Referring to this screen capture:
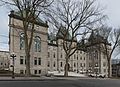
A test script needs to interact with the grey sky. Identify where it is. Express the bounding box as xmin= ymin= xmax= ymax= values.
xmin=0 ymin=0 xmax=120 ymax=51
xmin=99 ymin=0 xmax=120 ymax=28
